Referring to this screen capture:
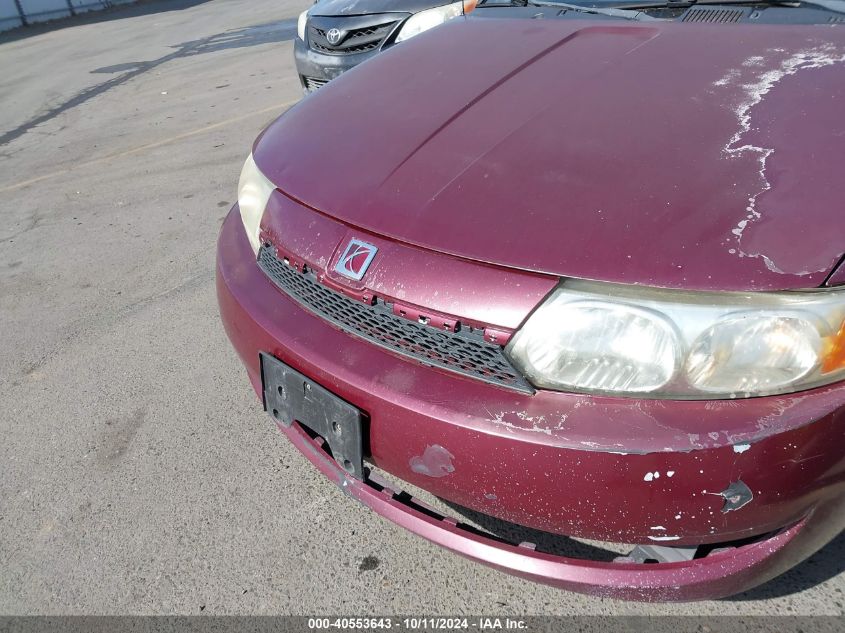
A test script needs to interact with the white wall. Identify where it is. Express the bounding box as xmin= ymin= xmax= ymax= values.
xmin=0 ymin=0 xmax=138 ymax=32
